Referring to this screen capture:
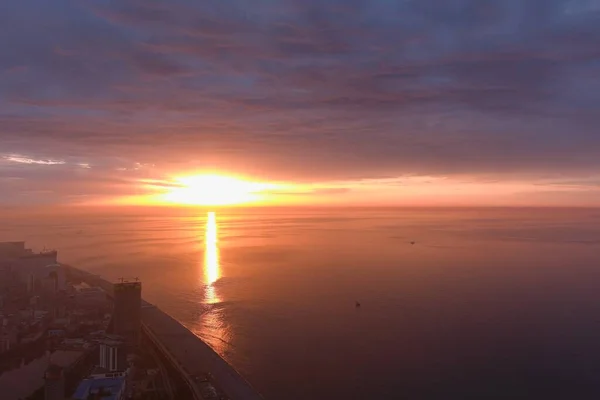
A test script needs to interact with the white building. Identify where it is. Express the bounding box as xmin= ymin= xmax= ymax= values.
xmin=99 ymin=336 xmax=127 ymax=372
